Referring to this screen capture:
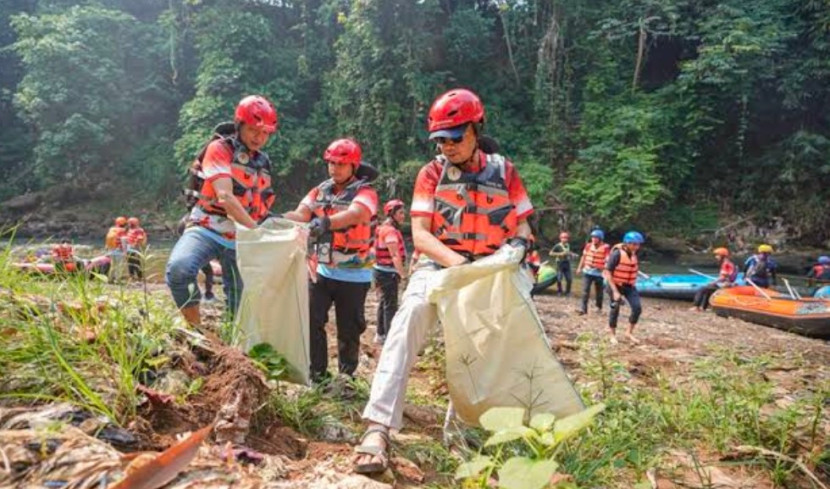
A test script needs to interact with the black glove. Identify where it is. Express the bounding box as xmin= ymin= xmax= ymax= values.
xmin=308 ymin=216 xmax=331 ymax=239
